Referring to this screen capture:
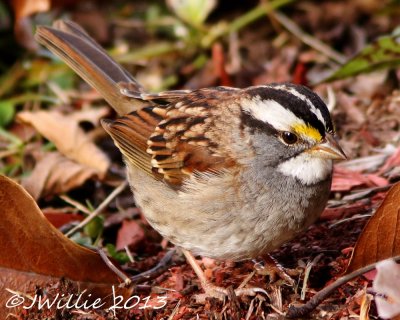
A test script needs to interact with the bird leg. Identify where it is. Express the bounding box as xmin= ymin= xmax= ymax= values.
xmin=182 ymin=249 xmax=268 ymax=300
